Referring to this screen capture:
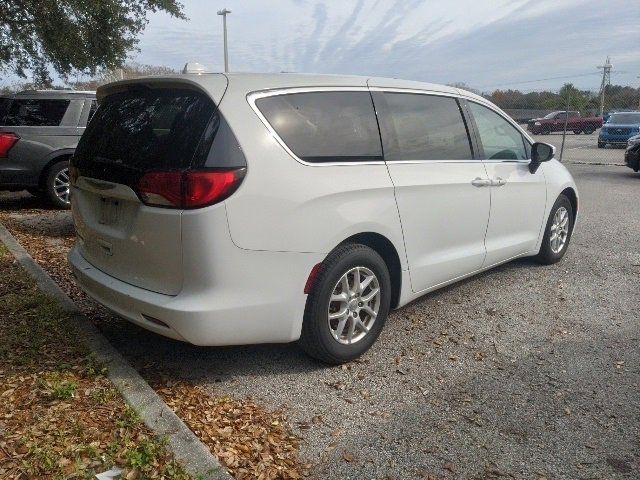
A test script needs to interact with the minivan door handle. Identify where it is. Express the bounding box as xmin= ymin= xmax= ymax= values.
xmin=492 ymin=177 xmax=507 ymax=187
xmin=471 ymin=177 xmax=492 ymax=187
